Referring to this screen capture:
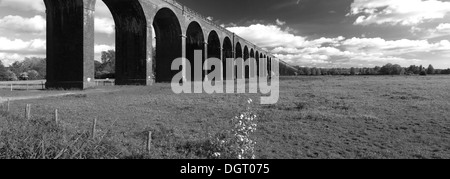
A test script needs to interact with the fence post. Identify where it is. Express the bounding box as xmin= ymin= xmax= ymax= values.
xmin=10 ymin=84 xmax=13 ymax=91
xmin=91 ymin=118 xmax=97 ymax=139
xmin=25 ymin=104 xmax=31 ymax=120
xmin=24 ymin=104 xmax=27 ymax=119
xmin=54 ymin=109 xmax=59 ymax=125
xmin=27 ymin=104 xmax=31 ymax=120
xmin=42 ymin=81 xmax=45 ymax=90
xmin=6 ymin=99 xmax=10 ymax=112
xmin=147 ymin=131 xmax=152 ymax=153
